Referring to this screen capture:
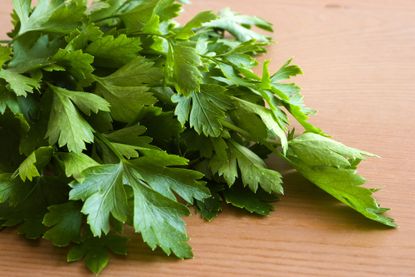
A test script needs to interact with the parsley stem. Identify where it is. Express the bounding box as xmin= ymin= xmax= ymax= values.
xmin=93 ymin=15 xmax=120 ymax=23
xmin=130 ymin=32 xmax=167 ymax=39
xmin=221 ymin=120 xmax=251 ymax=138
xmin=0 ymin=40 xmax=11 ymax=44
xmin=221 ymin=120 xmax=281 ymax=148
